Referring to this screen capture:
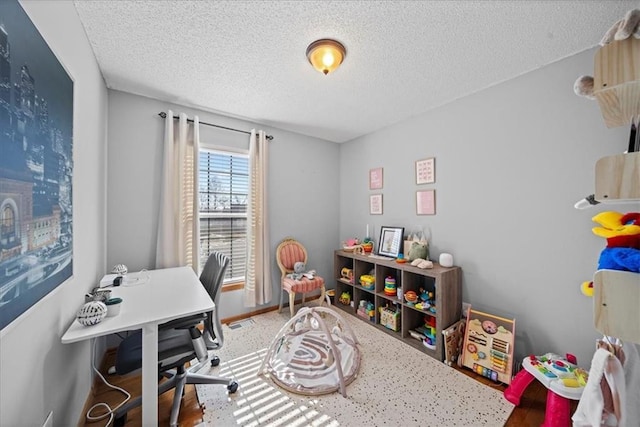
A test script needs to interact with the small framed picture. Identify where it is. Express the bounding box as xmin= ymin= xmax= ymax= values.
xmin=370 ymin=194 xmax=383 ymax=215
xmin=378 ymin=226 xmax=405 ymax=258
xmin=369 ymin=167 xmax=383 ymax=190
xmin=416 ymin=189 xmax=436 ymax=215
xmin=416 ymin=157 xmax=435 ymax=185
